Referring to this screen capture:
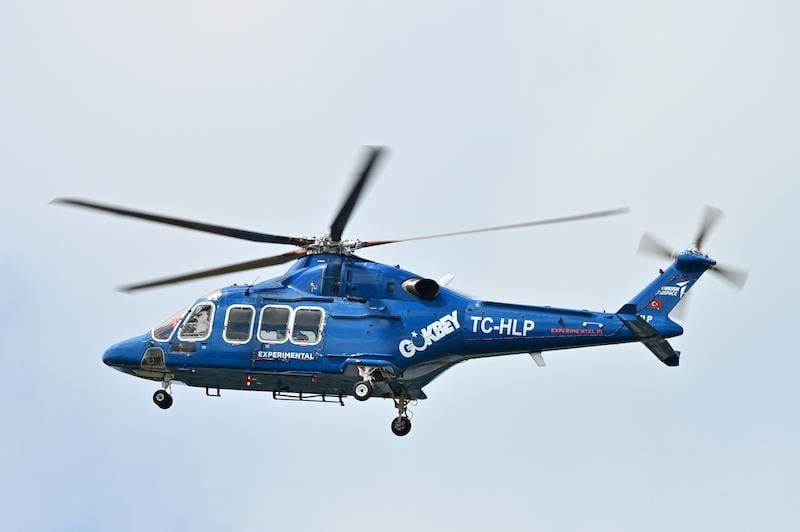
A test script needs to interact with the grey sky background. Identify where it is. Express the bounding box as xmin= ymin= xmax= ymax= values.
xmin=2 ymin=1 xmax=798 ymax=531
